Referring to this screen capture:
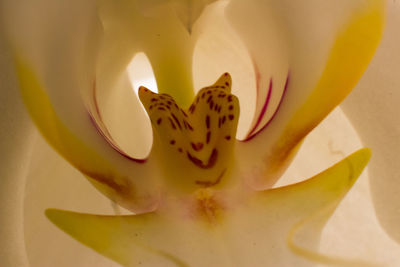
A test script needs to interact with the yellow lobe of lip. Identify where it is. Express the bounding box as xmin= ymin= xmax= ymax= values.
xmin=139 ymin=73 xmax=240 ymax=193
